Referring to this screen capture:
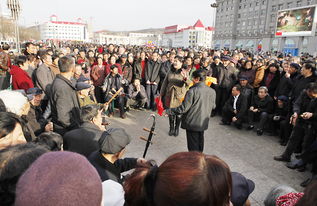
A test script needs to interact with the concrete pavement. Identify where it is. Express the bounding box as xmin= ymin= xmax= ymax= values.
xmin=109 ymin=109 xmax=310 ymax=206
